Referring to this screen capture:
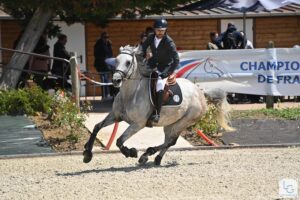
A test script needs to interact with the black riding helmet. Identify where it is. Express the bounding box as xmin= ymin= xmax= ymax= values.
xmin=153 ymin=18 xmax=167 ymax=29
